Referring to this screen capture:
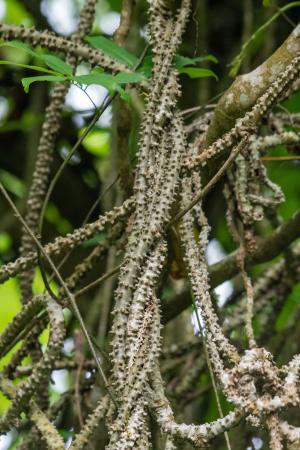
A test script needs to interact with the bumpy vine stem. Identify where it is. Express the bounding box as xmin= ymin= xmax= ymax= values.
xmin=17 ymin=0 xmax=98 ymax=302
xmin=1 ymin=2 xmax=300 ymax=448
